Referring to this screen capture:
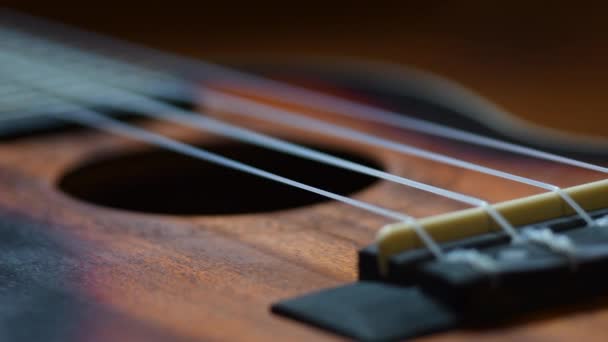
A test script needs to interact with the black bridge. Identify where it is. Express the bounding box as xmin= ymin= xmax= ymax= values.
xmin=273 ymin=208 xmax=608 ymax=341
xmin=359 ymin=208 xmax=608 ymax=320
